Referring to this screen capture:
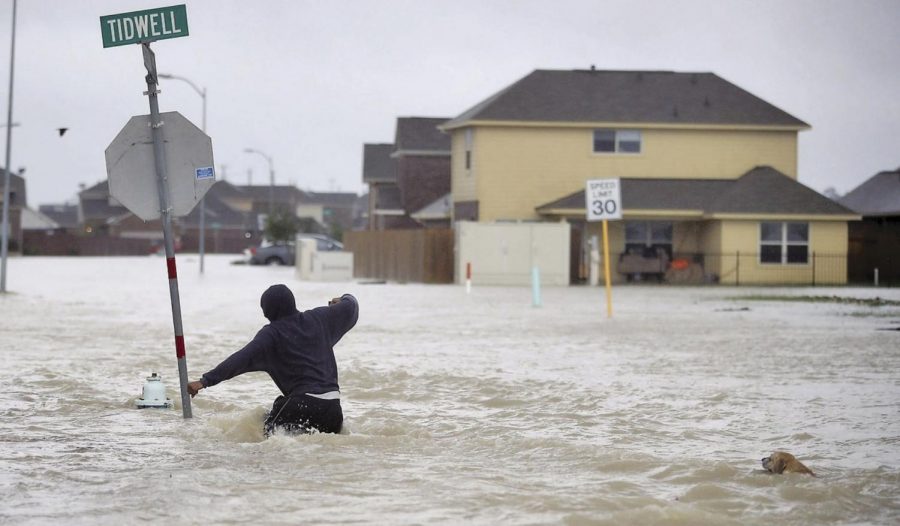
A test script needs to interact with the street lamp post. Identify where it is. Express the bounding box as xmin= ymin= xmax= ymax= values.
xmin=244 ymin=148 xmax=274 ymax=215
xmin=1 ymin=0 xmax=19 ymax=294
xmin=158 ymin=72 xmax=208 ymax=273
